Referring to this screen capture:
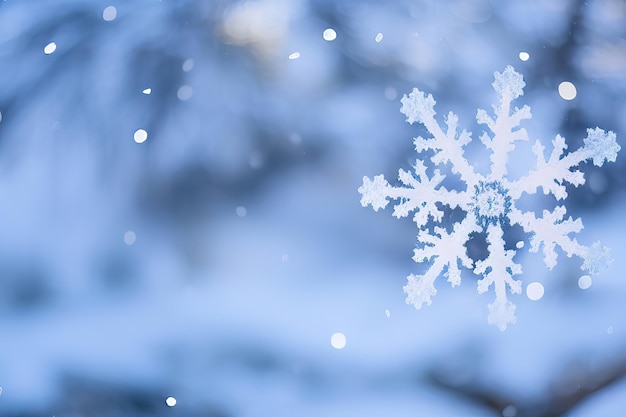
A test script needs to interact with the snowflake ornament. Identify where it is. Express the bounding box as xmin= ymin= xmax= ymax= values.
xmin=359 ymin=66 xmax=620 ymax=330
